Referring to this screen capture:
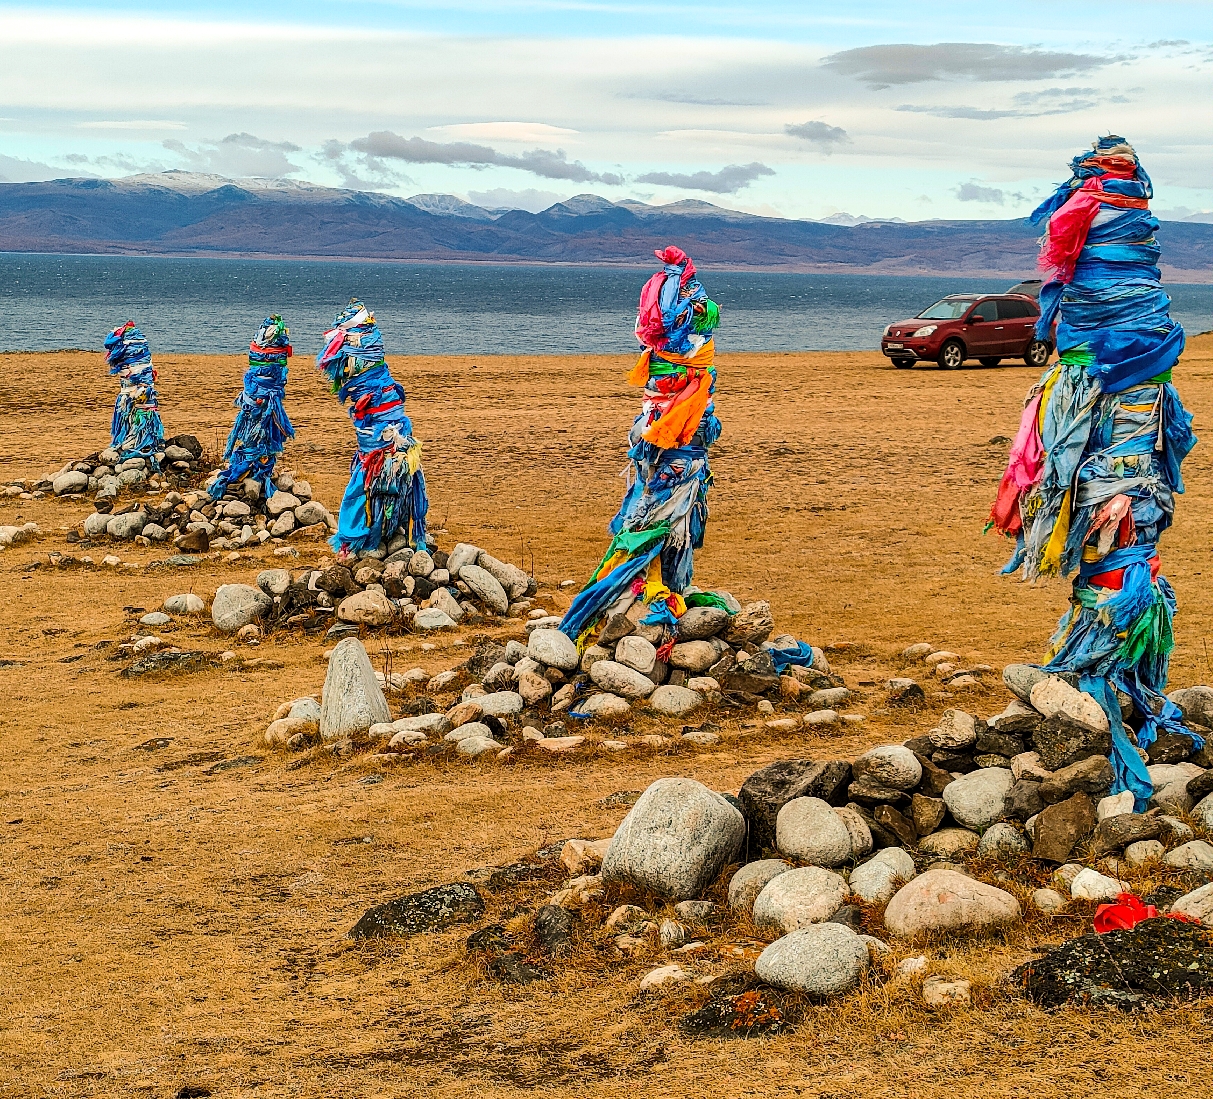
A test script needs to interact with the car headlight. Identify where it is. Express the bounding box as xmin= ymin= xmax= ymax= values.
xmin=912 ymin=325 xmax=937 ymax=337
